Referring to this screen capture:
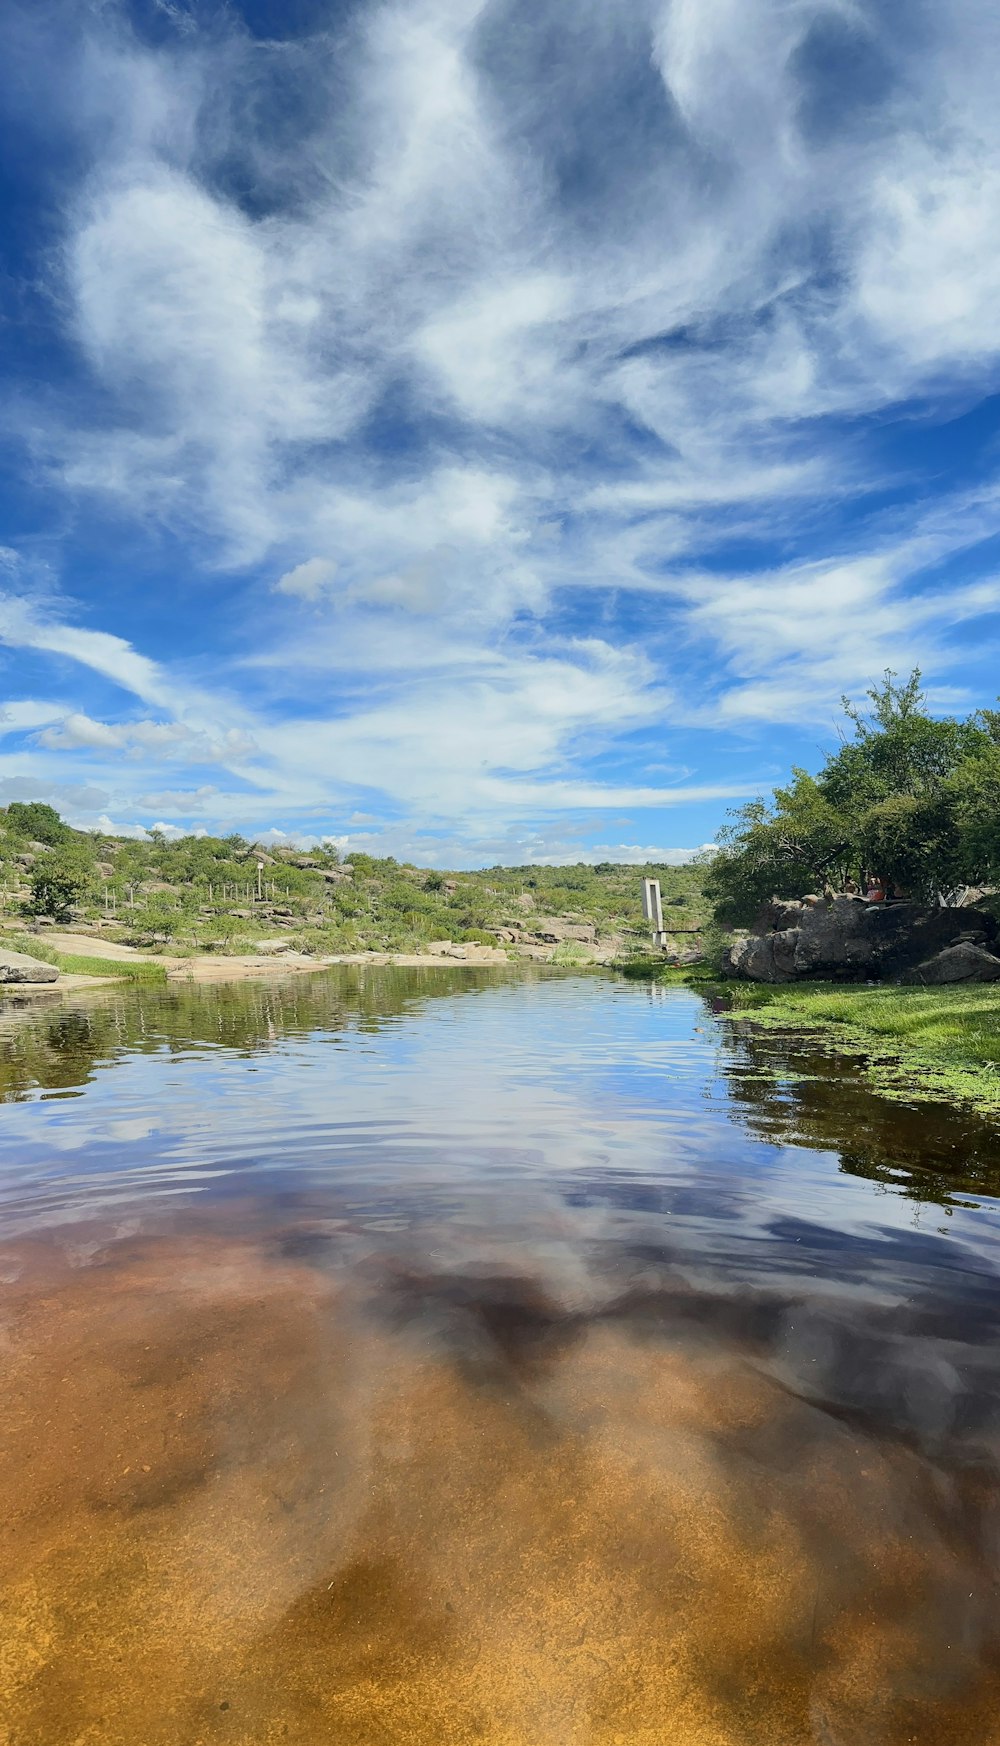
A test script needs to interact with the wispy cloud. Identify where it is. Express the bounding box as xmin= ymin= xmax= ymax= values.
xmin=1 ymin=0 xmax=999 ymax=855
